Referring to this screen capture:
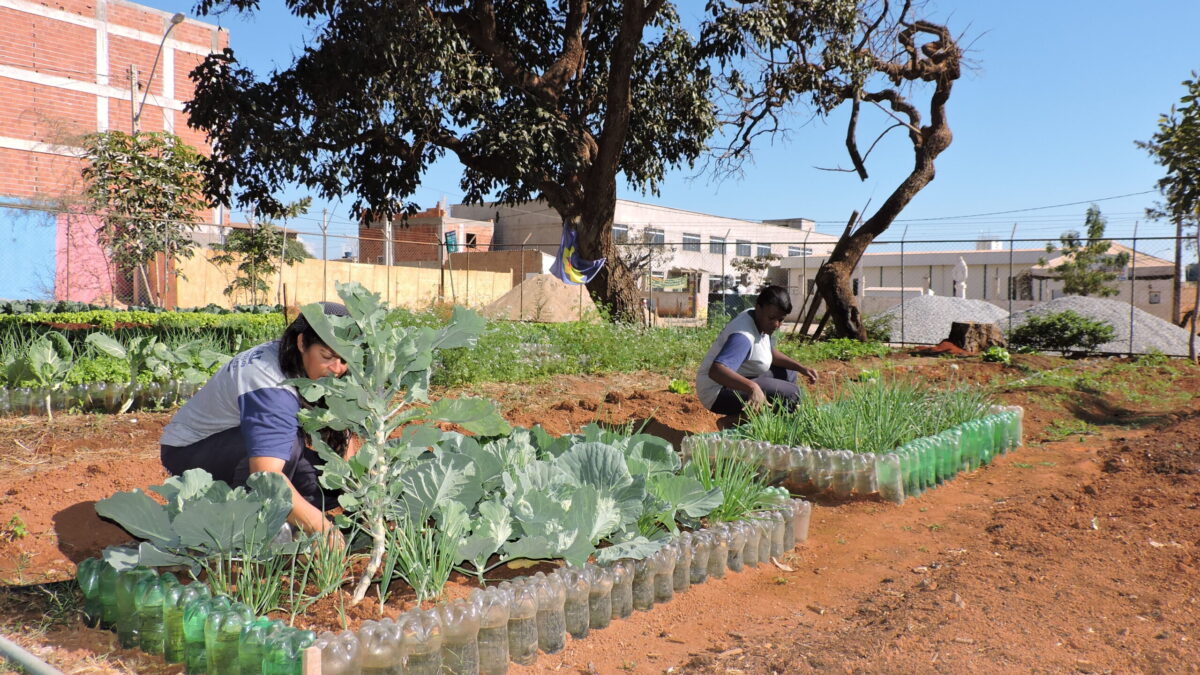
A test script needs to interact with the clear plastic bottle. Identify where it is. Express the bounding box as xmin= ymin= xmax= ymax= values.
xmin=831 ymin=450 xmax=855 ymax=497
xmin=0 ymin=387 xmax=9 ymax=415
xmin=184 ymin=595 xmax=231 ymax=674
xmin=239 ymin=617 xmax=287 ymax=675
xmin=689 ymin=531 xmax=711 ymax=585
xmin=707 ymin=528 xmax=729 ymax=579
xmin=134 ymin=573 xmax=169 ymax=655
xmin=792 ymin=499 xmax=812 ymax=543
xmin=779 ymin=502 xmax=796 ymax=551
xmin=755 ymin=518 xmax=772 ymax=565
xmin=582 ymin=565 xmax=613 ymax=630
xmin=473 ymin=586 xmax=511 ymax=674
xmin=653 ymin=546 xmax=676 ymax=603
xmin=401 ymin=609 xmax=444 ymax=675
xmin=164 ymin=583 xmax=208 ymax=664
xmin=503 ymin=580 xmax=538 ymax=666
xmin=116 ymin=567 xmax=157 ymax=648
xmin=630 ymin=558 xmax=655 ymax=611
xmin=767 ymin=511 xmax=786 ymax=559
xmin=357 ymin=618 xmax=404 ymax=675
xmin=206 ymin=602 xmax=255 ymax=675
xmin=812 ymin=449 xmax=833 ymax=492
xmin=606 ymin=562 xmax=633 ymax=621
xmin=742 ymin=521 xmax=761 ymax=568
xmin=875 ymin=453 xmax=905 ymax=504
xmin=437 ymin=599 xmax=481 ymax=674
xmin=853 ymin=453 xmax=876 ymax=495
xmin=531 ymin=571 xmax=566 ymax=654
xmin=725 ymin=523 xmax=746 ymax=573
xmin=672 ymin=533 xmax=692 ymax=593
xmin=75 ymin=558 xmax=102 ymax=627
xmin=312 ymin=630 xmax=362 ymax=675
xmin=262 ymin=627 xmax=317 ymax=675
xmin=558 ymin=567 xmax=590 ymax=639
xmin=787 ymin=447 xmax=809 ymax=488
